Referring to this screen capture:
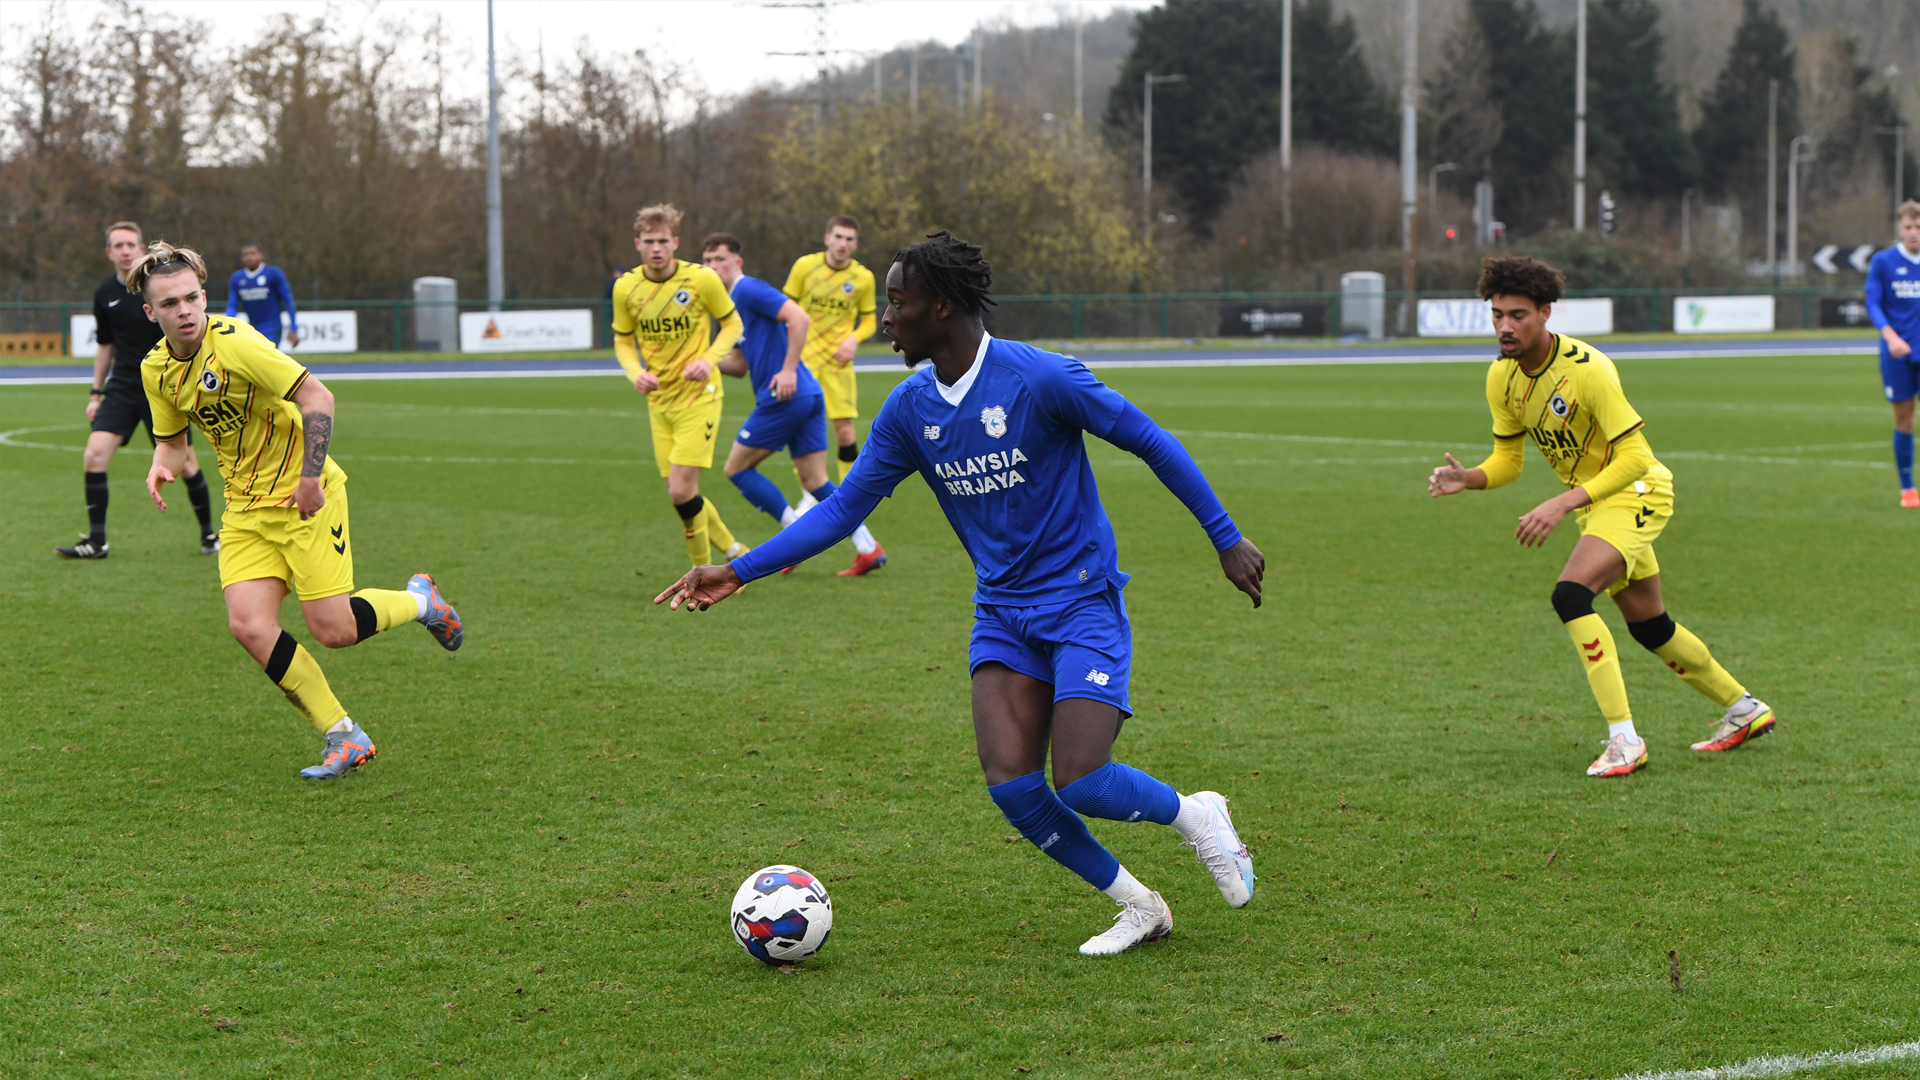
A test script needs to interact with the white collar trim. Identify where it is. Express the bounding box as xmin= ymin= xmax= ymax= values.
xmin=1899 ymin=245 xmax=1920 ymax=265
xmin=934 ymin=332 xmax=991 ymax=406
